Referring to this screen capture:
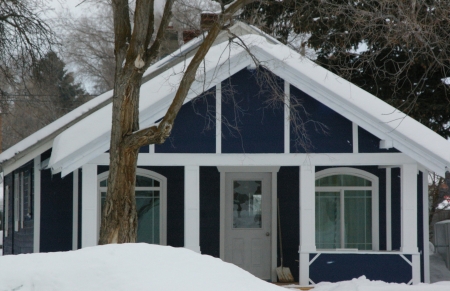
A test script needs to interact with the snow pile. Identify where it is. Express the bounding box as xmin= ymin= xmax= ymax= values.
xmin=312 ymin=276 xmax=450 ymax=291
xmin=0 ymin=244 xmax=284 ymax=291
